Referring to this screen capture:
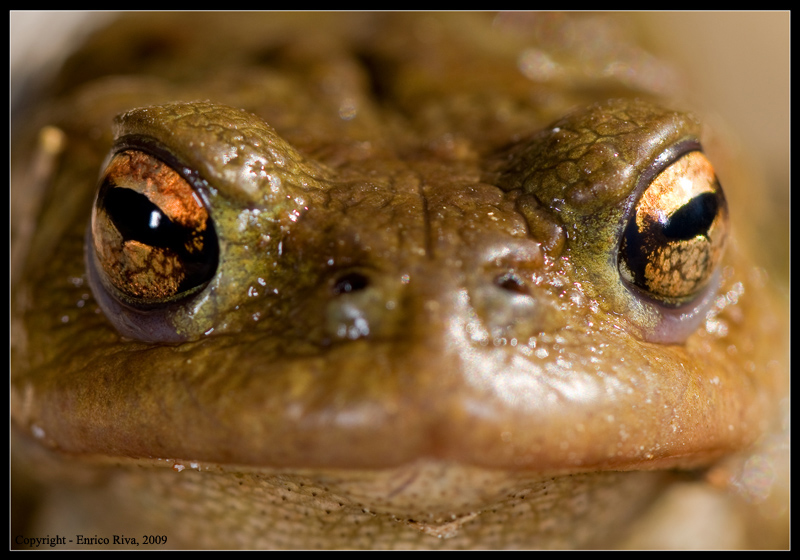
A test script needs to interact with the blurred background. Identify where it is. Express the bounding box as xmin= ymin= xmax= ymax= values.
xmin=10 ymin=11 xmax=789 ymax=281
xmin=637 ymin=12 xmax=789 ymax=286
xmin=8 ymin=10 xmax=790 ymax=550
